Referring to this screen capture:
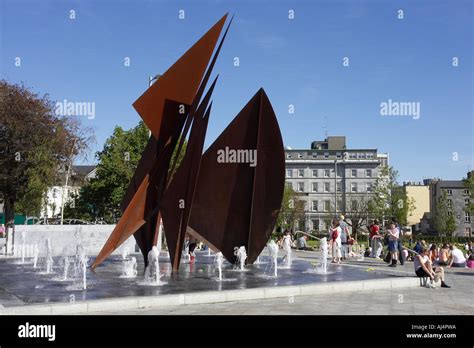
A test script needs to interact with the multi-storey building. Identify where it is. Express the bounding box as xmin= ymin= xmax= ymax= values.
xmin=285 ymin=136 xmax=389 ymax=232
xmin=420 ymin=173 xmax=472 ymax=237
